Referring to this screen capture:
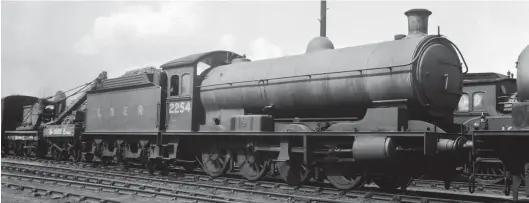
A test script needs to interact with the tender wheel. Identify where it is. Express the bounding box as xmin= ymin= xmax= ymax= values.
xmin=373 ymin=176 xmax=412 ymax=191
xmin=201 ymin=146 xmax=231 ymax=177
xmin=239 ymin=151 xmax=270 ymax=181
xmin=84 ymin=153 xmax=94 ymax=163
xmin=23 ymin=147 xmax=32 ymax=158
xmin=278 ymin=160 xmax=311 ymax=186
xmin=324 ymin=164 xmax=365 ymax=190
xmin=51 ymin=148 xmax=63 ymax=161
